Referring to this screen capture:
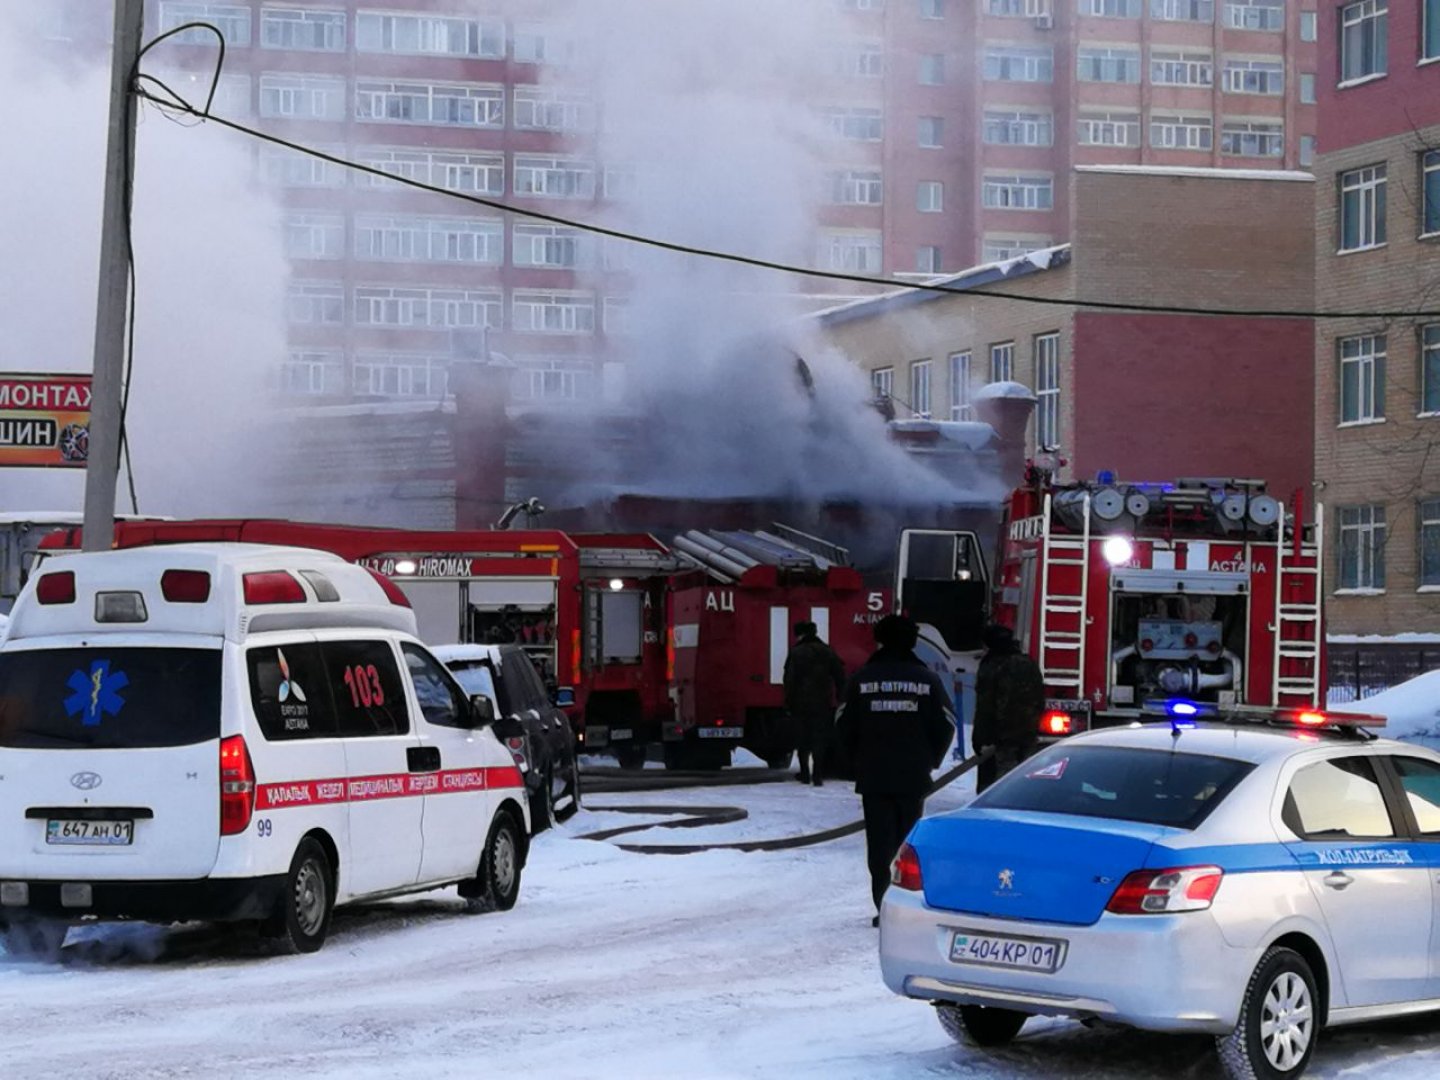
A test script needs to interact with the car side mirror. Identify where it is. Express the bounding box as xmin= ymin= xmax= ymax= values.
xmin=553 ymin=686 xmax=576 ymax=709
xmin=468 ymin=694 xmax=496 ymax=727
